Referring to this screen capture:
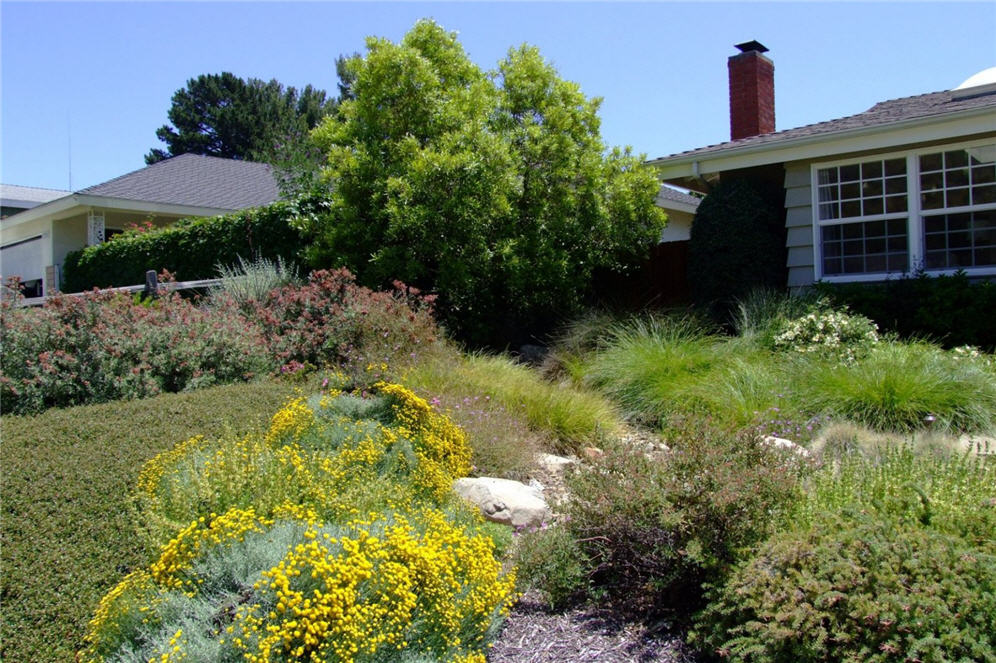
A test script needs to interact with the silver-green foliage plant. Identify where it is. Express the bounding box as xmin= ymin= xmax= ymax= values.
xmin=209 ymin=254 xmax=299 ymax=311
